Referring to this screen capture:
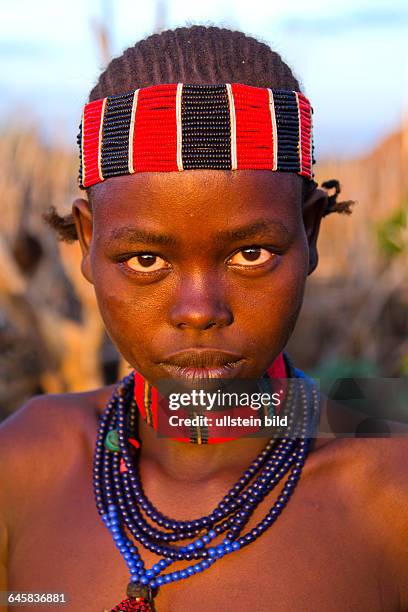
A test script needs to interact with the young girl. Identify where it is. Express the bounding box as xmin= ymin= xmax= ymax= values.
xmin=1 ymin=26 xmax=407 ymax=612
